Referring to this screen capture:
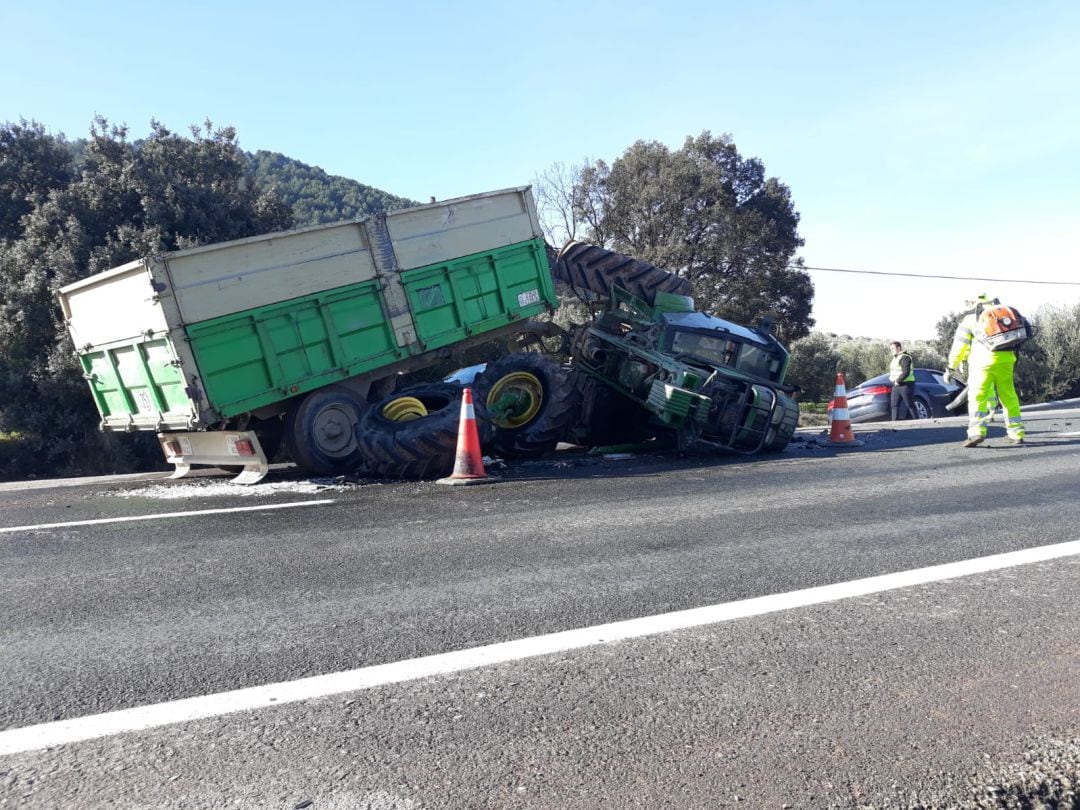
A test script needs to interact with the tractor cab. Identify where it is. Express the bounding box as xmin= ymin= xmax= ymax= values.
xmin=662 ymin=311 xmax=790 ymax=386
